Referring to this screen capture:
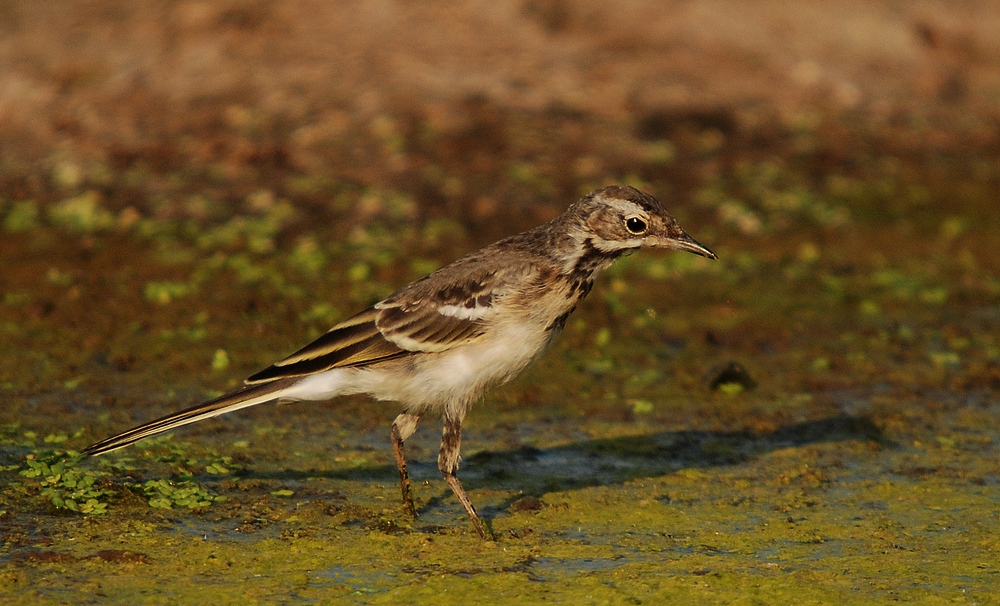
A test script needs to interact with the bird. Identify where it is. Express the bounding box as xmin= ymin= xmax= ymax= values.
xmin=82 ymin=185 xmax=717 ymax=539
